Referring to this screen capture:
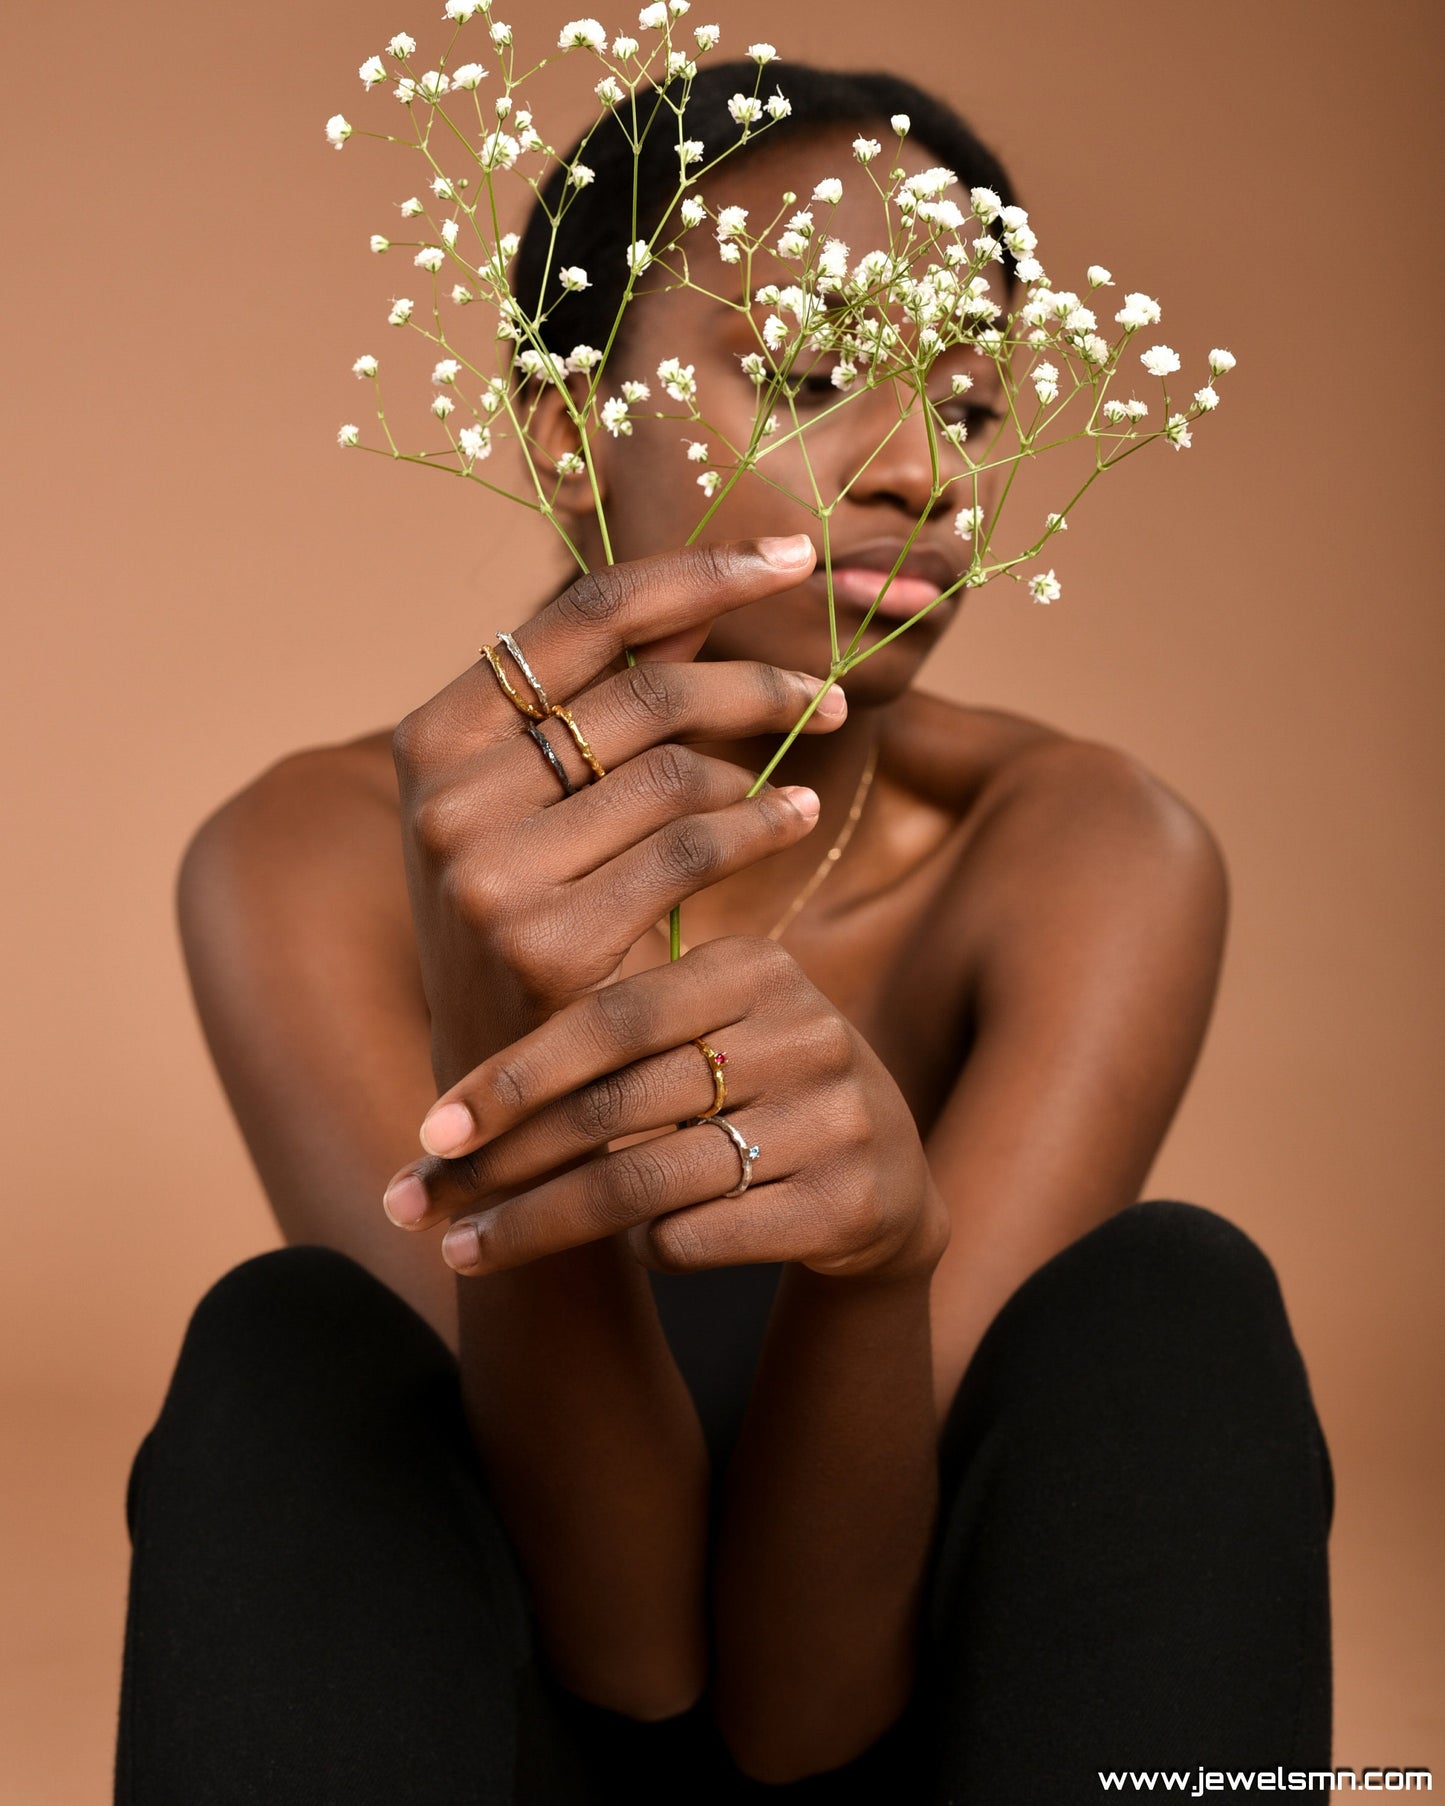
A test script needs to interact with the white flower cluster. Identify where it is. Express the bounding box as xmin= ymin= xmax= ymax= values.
xmin=330 ymin=7 xmax=1234 ymax=642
